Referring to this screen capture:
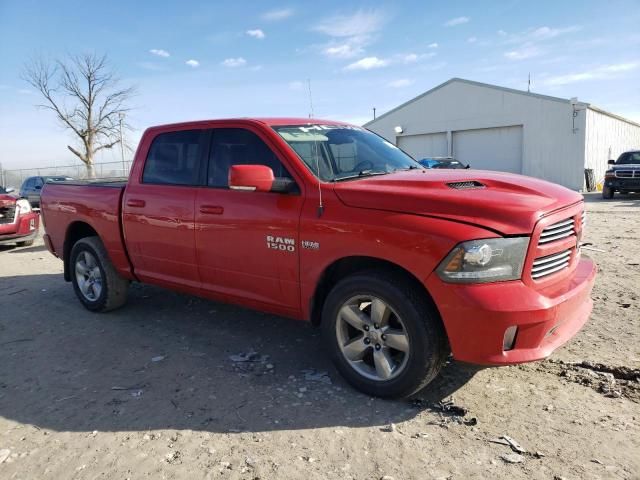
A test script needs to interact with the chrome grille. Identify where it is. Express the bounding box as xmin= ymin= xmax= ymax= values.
xmin=615 ymin=170 xmax=640 ymax=178
xmin=539 ymin=217 xmax=575 ymax=244
xmin=531 ymin=249 xmax=571 ymax=279
xmin=0 ymin=204 xmax=16 ymax=225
